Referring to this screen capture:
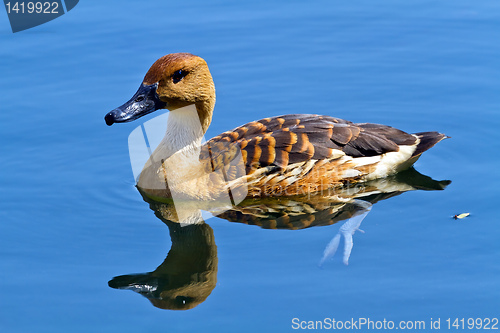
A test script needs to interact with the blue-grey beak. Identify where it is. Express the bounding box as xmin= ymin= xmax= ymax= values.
xmin=105 ymin=83 xmax=166 ymax=126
